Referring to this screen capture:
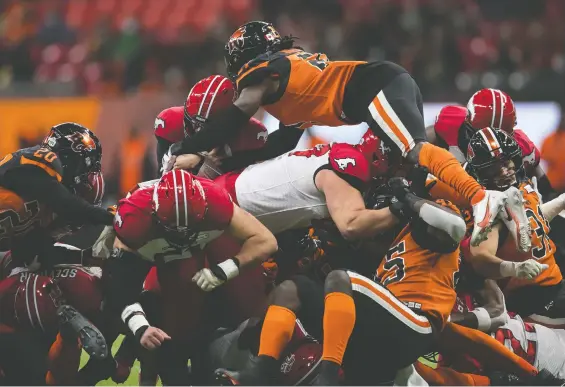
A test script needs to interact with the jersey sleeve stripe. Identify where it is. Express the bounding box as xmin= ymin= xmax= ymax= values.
xmin=0 ymin=154 xmax=13 ymax=167
xmin=20 ymin=156 xmax=62 ymax=182
xmin=347 ymin=271 xmax=433 ymax=334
